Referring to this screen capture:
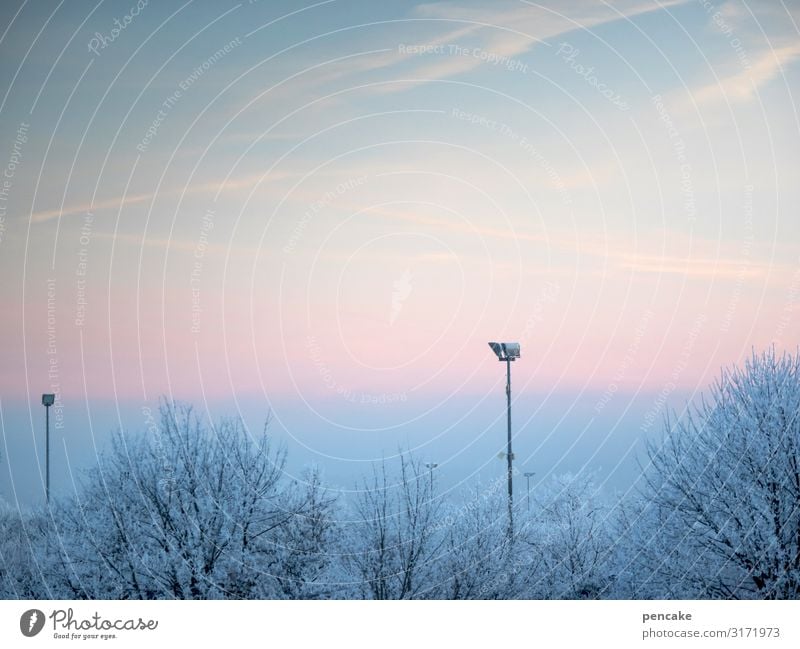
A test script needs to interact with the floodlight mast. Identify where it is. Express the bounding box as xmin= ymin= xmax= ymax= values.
xmin=488 ymin=342 xmax=520 ymax=540
xmin=41 ymin=393 xmax=55 ymax=504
